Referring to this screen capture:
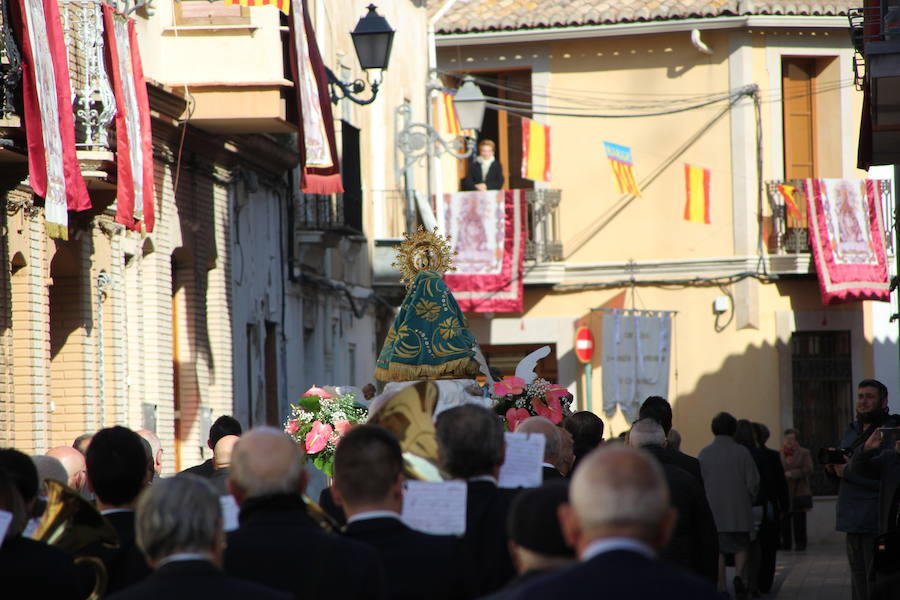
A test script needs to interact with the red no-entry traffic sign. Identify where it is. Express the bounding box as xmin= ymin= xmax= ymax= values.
xmin=575 ymin=326 xmax=594 ymax=364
